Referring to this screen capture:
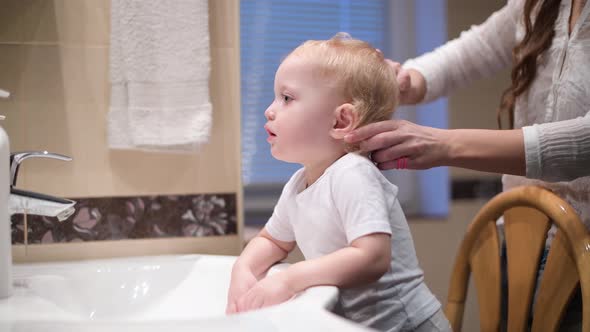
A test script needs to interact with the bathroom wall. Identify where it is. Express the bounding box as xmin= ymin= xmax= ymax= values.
xmin=0 ymin=0 xmax=243 ymax=261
